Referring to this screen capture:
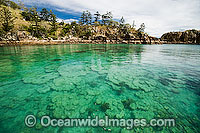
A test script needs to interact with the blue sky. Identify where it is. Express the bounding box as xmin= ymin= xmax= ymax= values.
xmin=13 ymin=0 xmax=200 ymax=37
xmin=19 ymin=4 xmax=81 ymax=20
